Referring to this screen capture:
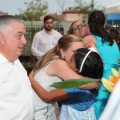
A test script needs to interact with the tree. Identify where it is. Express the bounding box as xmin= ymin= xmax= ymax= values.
xmin=16 ymin=0 xmax=48 ymax=21
xmin=73 ymin=0 xmax=91 ymax=14
xmin=56 ymin=0 xmax=69 ymax=13
xmin=74 ymin=0 xmax=104 ymax=14
xmin=55 ymin=0 xmax=92 ymax=14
